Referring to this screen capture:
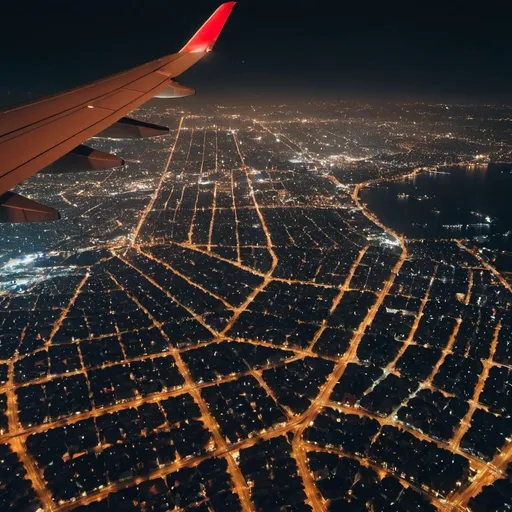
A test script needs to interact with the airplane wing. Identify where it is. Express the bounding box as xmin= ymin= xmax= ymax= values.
xmin=0 ymin=2 xmax=236 ymax=222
